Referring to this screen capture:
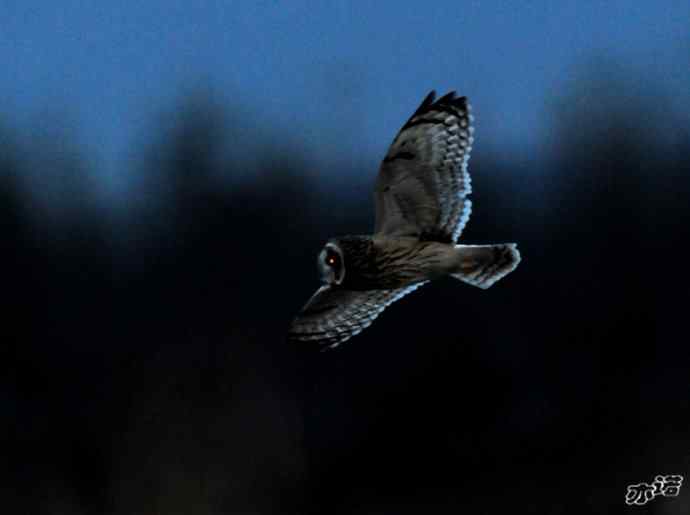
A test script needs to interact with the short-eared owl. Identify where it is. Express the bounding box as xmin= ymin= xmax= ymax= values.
xmin=289 ymin=91 xmax=520 ymax=348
